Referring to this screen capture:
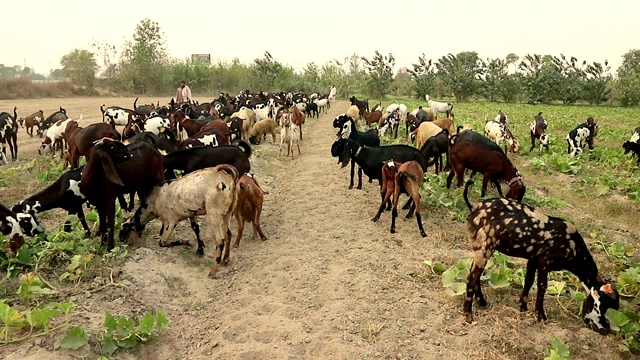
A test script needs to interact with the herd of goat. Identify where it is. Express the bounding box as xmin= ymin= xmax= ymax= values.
xmin=0 ymin=86 xmax=635 ymax=335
